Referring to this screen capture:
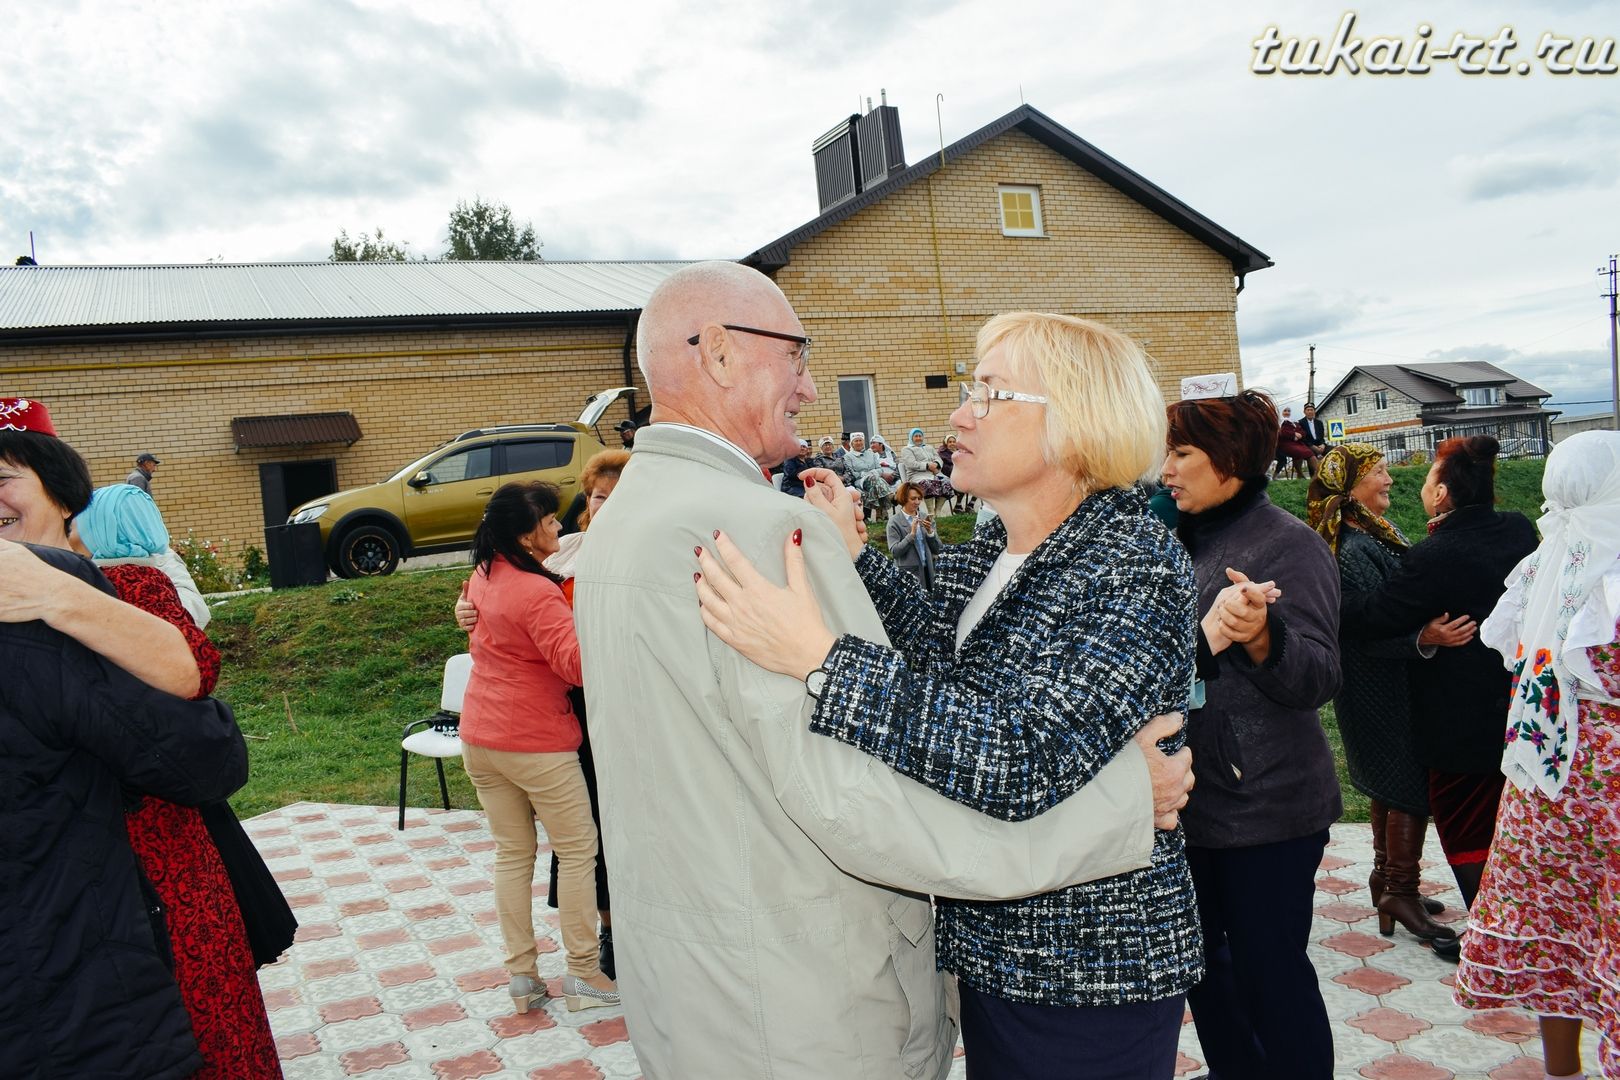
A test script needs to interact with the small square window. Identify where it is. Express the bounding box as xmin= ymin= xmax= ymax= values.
xmin=997 ymin=185 xmax=1044 ymax=237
